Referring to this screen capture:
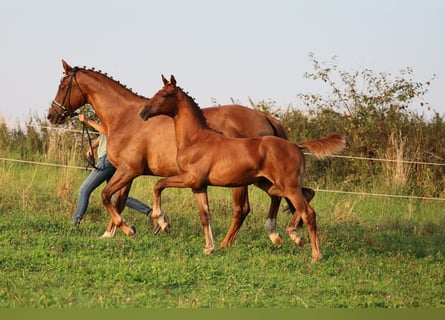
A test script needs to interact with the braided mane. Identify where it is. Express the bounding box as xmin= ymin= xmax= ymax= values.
xmin=76 ymin=66 xmax=149 ymax=99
